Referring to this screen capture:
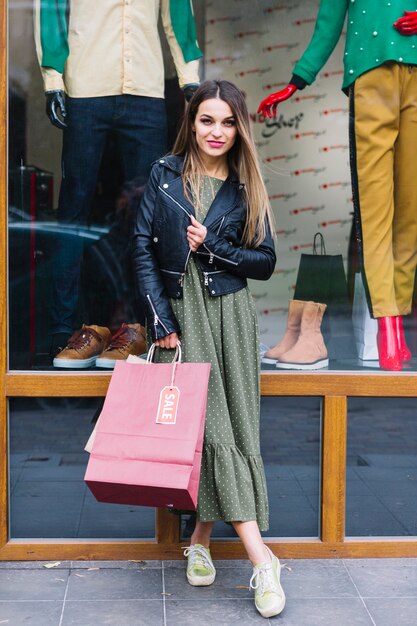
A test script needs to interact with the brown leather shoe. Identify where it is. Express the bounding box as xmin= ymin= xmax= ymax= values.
xmin=53 ymin=325 xmax=111 ymax=369
xmin=95 ymin=323 xmax=147 ymax=369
